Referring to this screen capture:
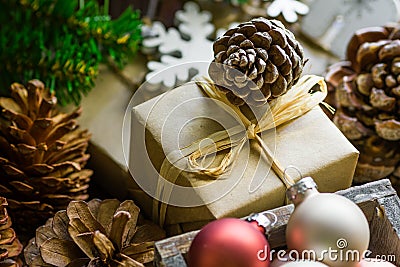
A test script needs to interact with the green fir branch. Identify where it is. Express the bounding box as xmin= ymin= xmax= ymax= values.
xmin=0 ymin=0 xmax=142 ymax=105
